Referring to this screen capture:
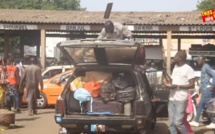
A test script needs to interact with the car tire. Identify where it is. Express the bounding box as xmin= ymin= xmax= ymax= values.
xmin=151 ymin=117 xmax=157 ymax=130
xmin=37 ymin=92 xmax=47 ymax=108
